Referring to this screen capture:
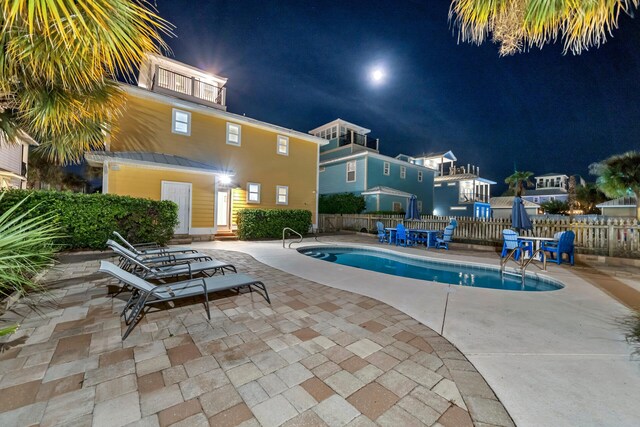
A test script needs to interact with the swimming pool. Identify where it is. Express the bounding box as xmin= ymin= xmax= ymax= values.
xmin=298 ymin=246 xmax=563 ymax=292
